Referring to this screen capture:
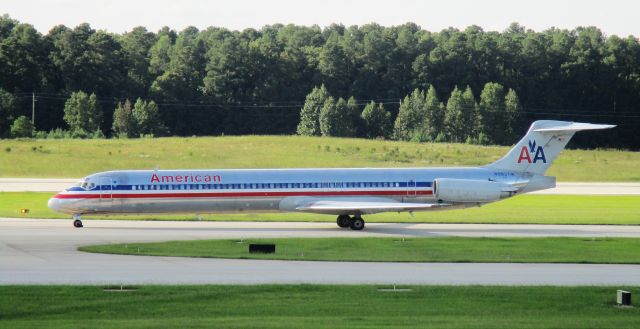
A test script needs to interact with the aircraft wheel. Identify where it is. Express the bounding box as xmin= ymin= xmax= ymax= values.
xmin=73 ymin=219 xmax=83 ymax=228
xmin=349 ymin=217 xmax=365 ymax=231
xmin=337 ymin=215 xmax=351 ymax=228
